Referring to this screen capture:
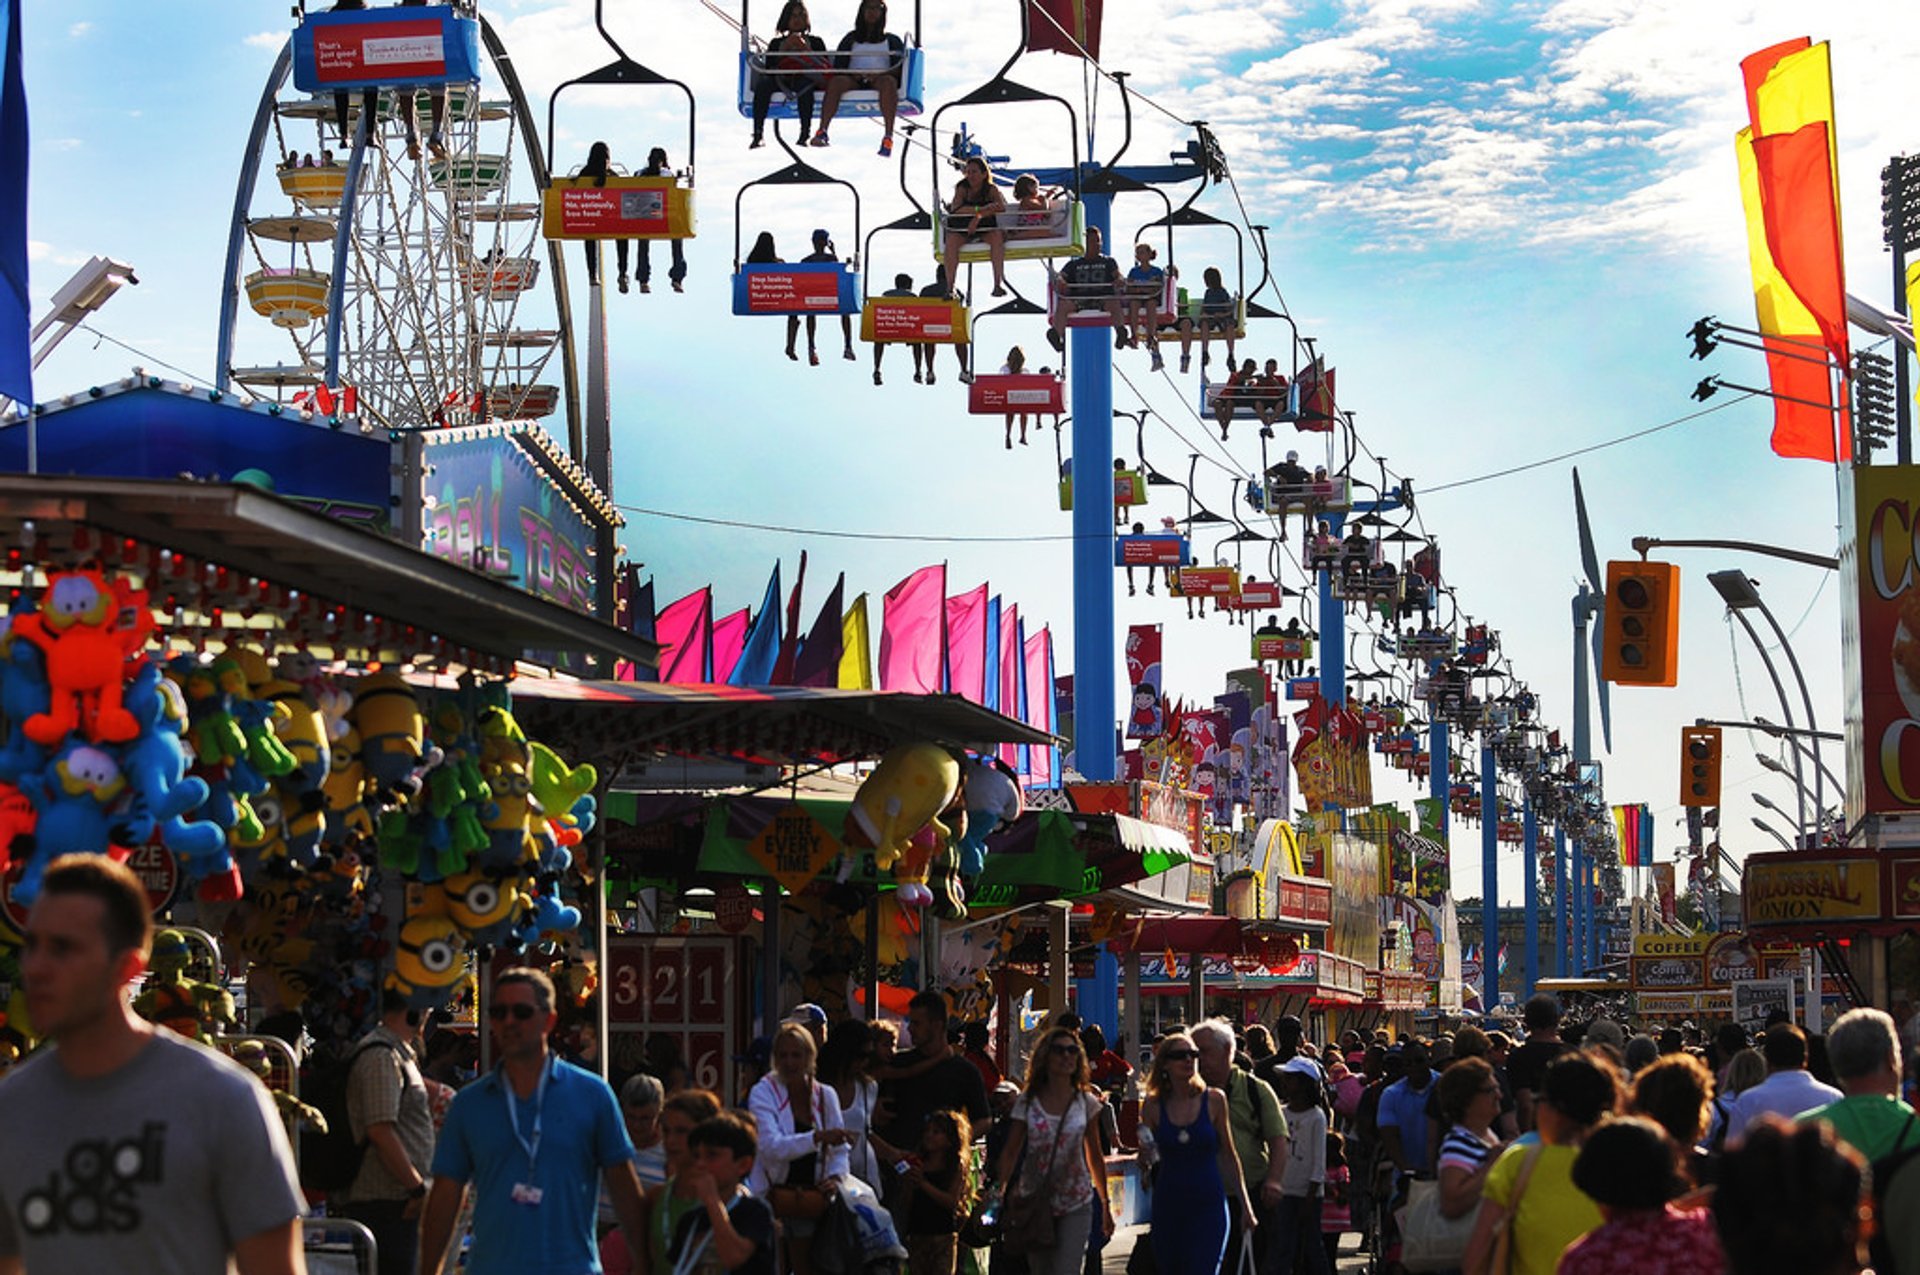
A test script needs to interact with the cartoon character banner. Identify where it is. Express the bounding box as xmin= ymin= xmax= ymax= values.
xmin=1125 ymin=625 xmax=1164 ymax=739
